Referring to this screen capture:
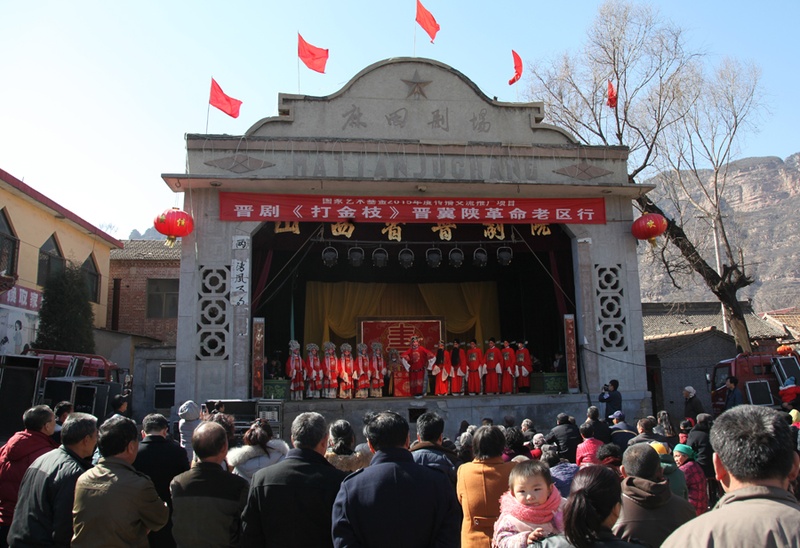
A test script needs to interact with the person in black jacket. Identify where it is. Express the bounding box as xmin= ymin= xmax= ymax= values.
xmin=682 ymin=387 xmax=704 ymax=422
xmin=332 ymin=411 xmax=462 ymax=548
xmin=132 ymin=413 xmax=190 ymax=548
xmin=240 ymin=412 xmax=347 ymax=547
xmin=545 ymin=413 xmax=582 ymax=463
xmin=170 ymin=422 xmax=249 ymax=547
xmin=586 ymin=406 xmax=612 ymax=444
xmin=410 ymin=412 xmax=459 ymax=486
xmin=598 ymin=380 xmax=622 ymax=418
xmin=7 ymin=413 xmax=97 ymax=548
